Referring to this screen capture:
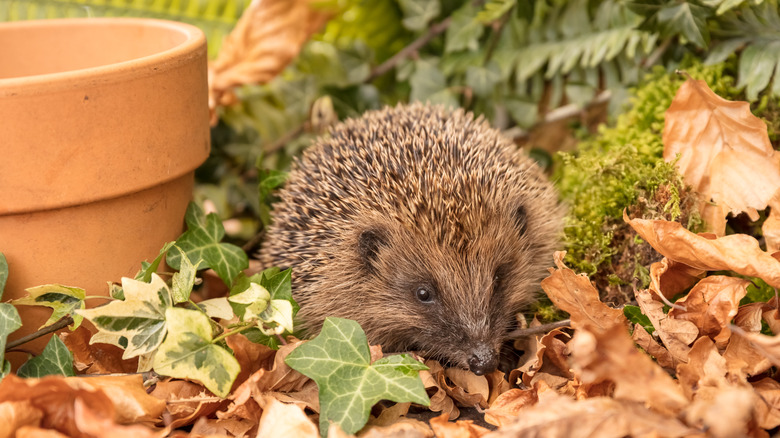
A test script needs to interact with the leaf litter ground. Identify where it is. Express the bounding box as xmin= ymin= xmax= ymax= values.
xmin=4 ymin=78 xmax=780 ymax=437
